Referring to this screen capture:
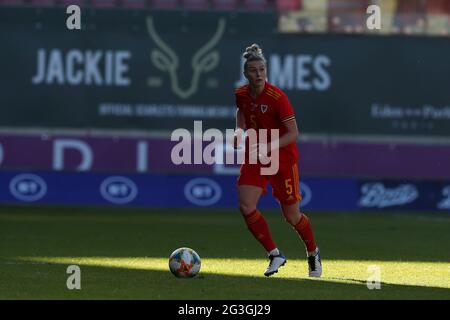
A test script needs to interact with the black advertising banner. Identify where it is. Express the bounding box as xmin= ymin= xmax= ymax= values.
xmin=0 ymin=7 xmax=449 ymax=137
